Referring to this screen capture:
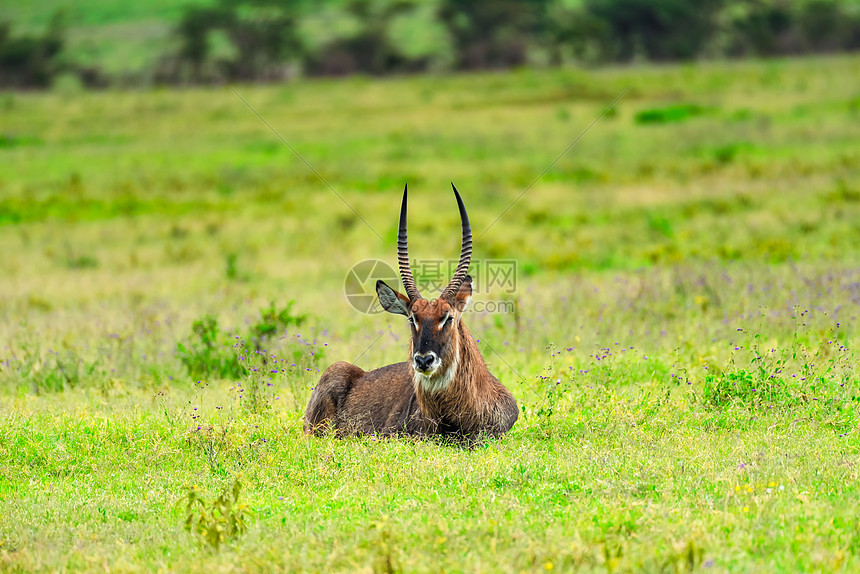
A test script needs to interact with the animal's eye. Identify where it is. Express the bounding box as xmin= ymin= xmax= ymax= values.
xmin=441 ymin=314 xmax=451 ymax=327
